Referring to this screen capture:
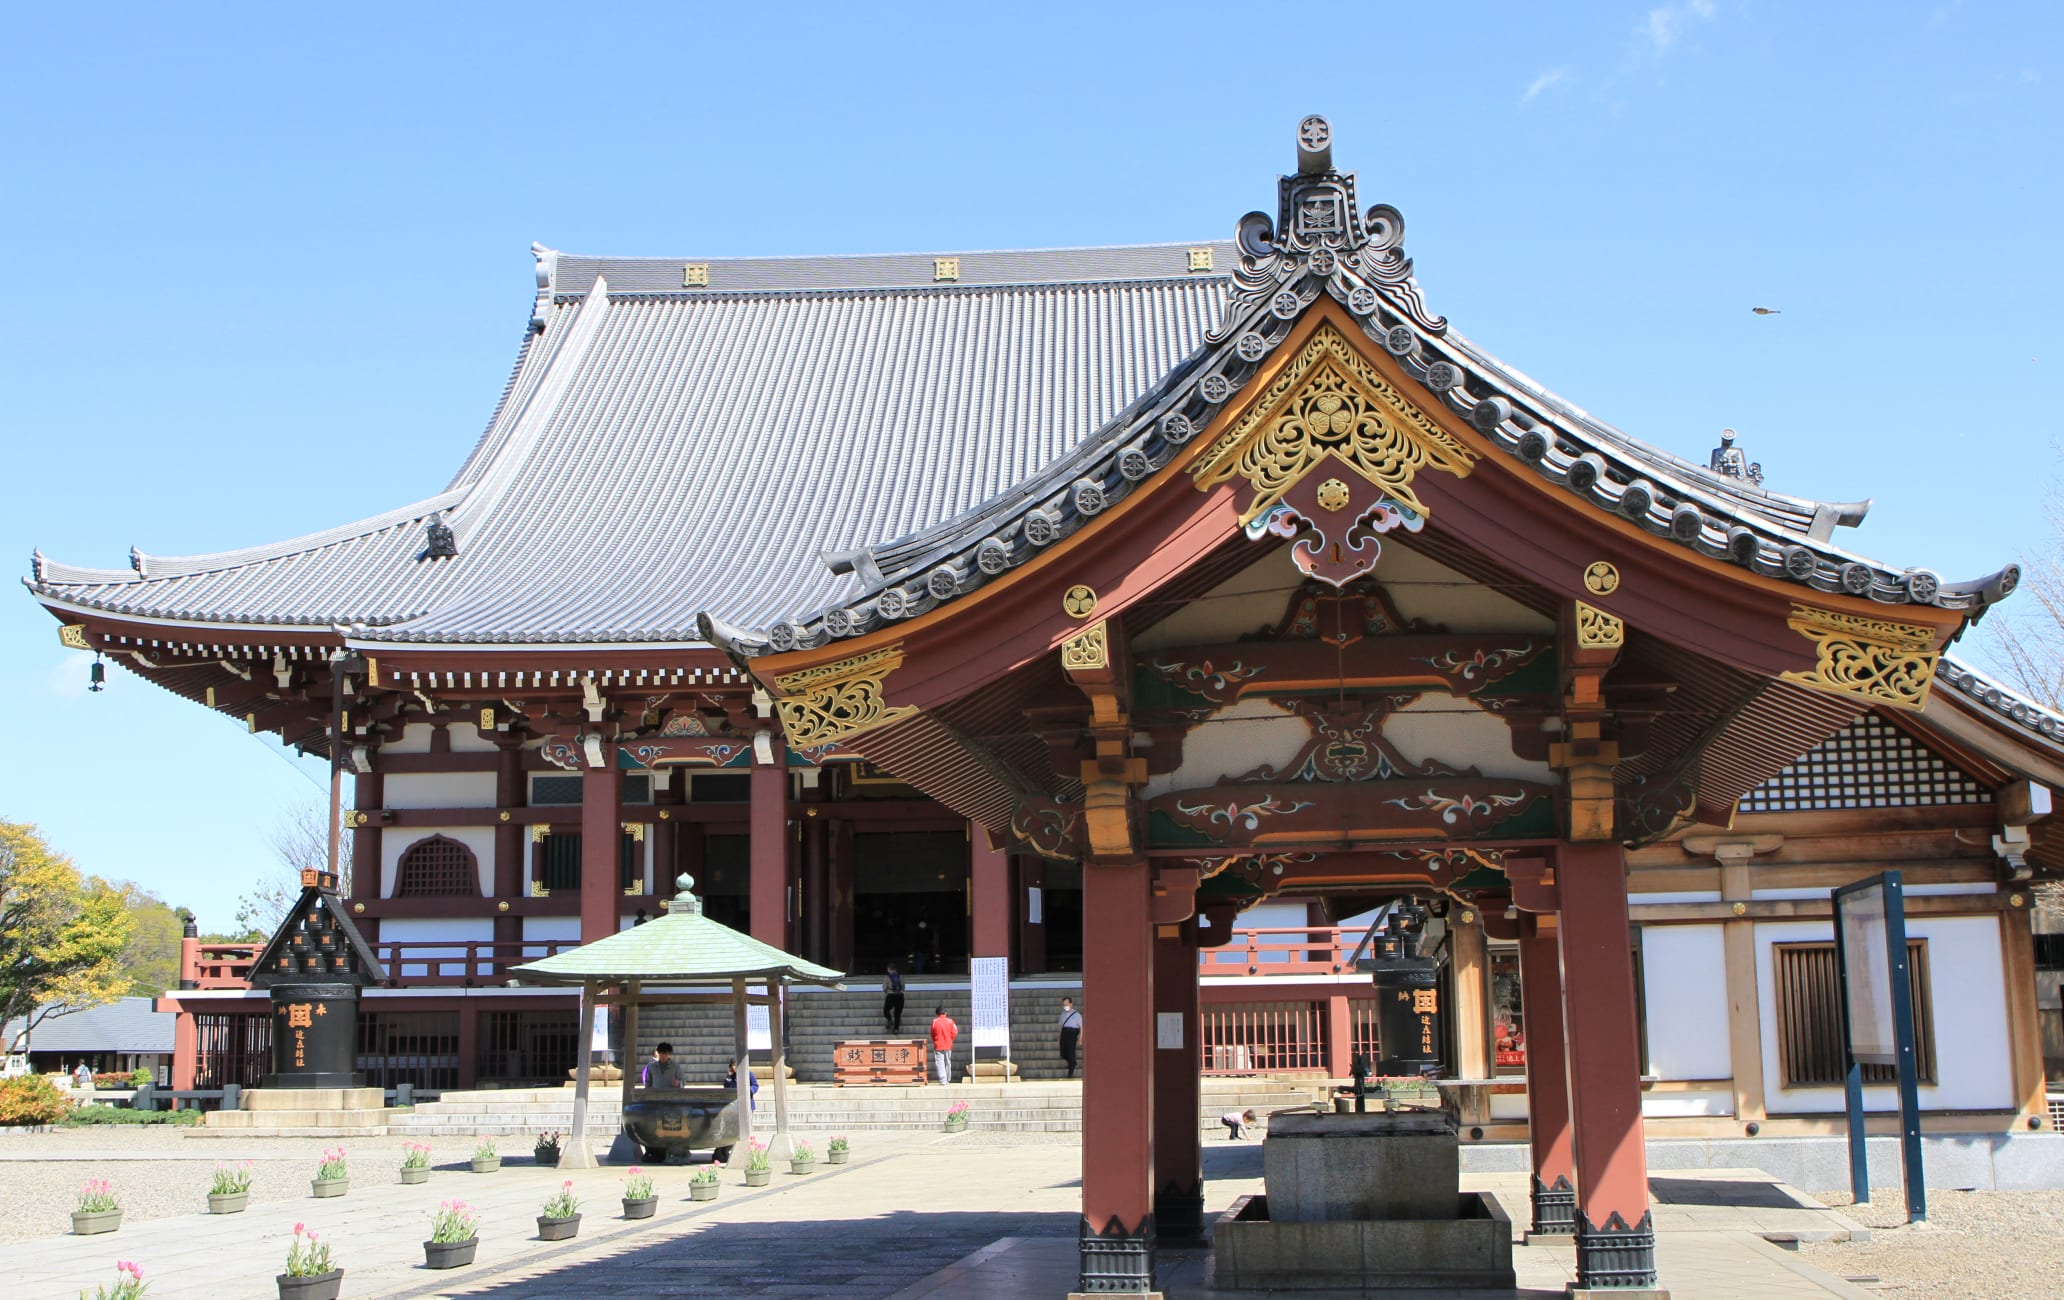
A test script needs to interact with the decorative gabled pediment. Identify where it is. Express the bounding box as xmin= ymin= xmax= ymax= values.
xmin=249 ymin=871 xmax=385 ymax=988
